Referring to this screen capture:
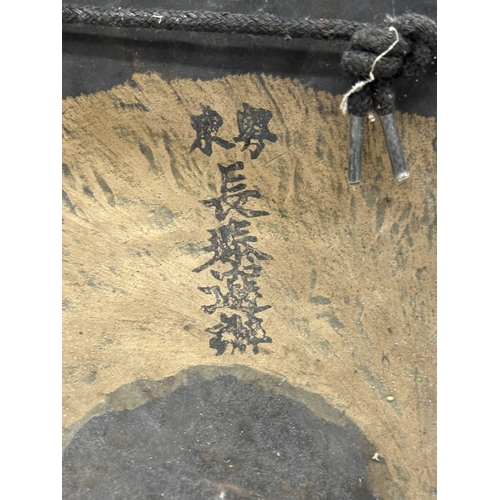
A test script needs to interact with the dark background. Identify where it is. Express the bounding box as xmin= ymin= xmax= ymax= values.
xmin=62 ymin=0 xmax=437 ymax=116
